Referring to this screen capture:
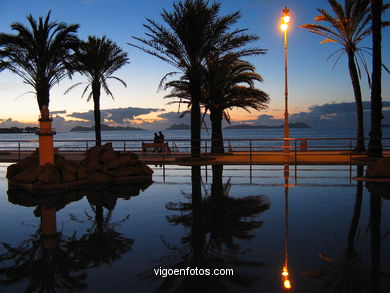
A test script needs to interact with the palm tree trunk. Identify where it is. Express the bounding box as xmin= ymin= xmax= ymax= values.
xmin=36 ymin=83 xmax=50 ymax=115
xmin=347 ymin=50 xmax=365 ymax=152
xmin=210 ymin=110 xmax=224 ymax=154
xmin=368 ymin=0 xmax=383 ymax=157
xmin=190 ymin=74 xmax=201 ymax=158
xmin=92 ymin=81 xmax=102 ymax=147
